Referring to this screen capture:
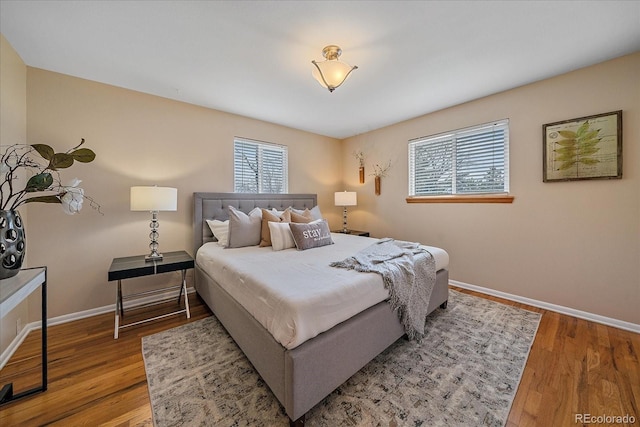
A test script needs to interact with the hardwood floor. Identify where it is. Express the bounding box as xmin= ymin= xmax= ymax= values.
xmin=1 ymin=288 xmax=638 ymax=426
